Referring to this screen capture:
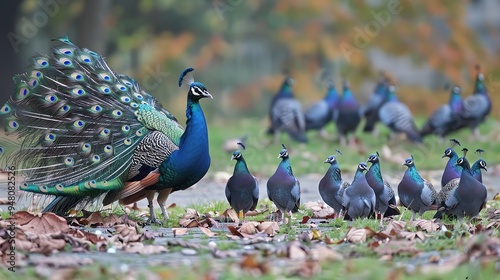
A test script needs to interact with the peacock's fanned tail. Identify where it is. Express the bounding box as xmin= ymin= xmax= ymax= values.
xmin=0 ymin=36 xmax=183 ymax=199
